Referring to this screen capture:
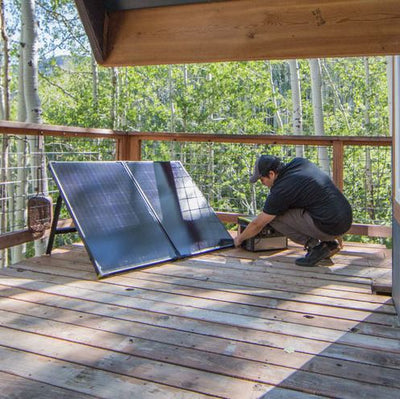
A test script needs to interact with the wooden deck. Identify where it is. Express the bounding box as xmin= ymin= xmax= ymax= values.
xmin=0 ymin=241 xmax=398 ymax=398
